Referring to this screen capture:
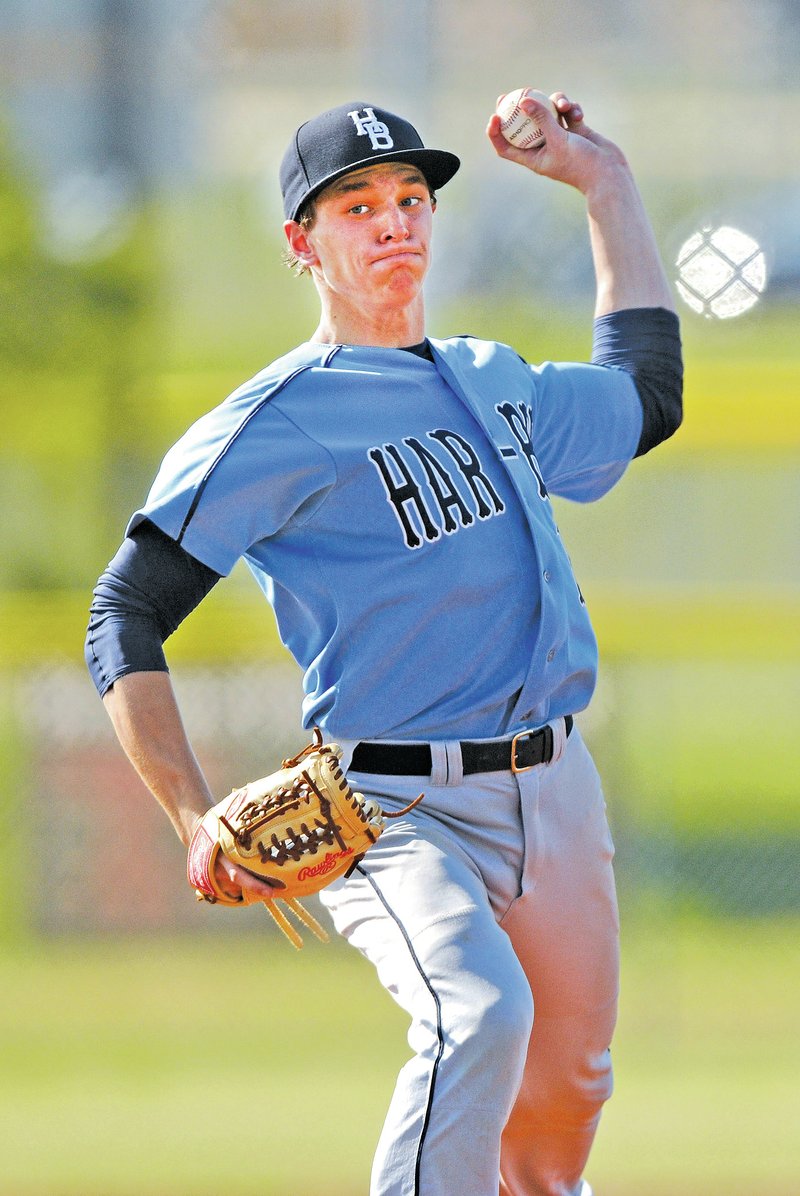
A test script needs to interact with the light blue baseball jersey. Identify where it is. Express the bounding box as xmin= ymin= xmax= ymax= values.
xmin=128 ymin=337 xmax=642 ymax=740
